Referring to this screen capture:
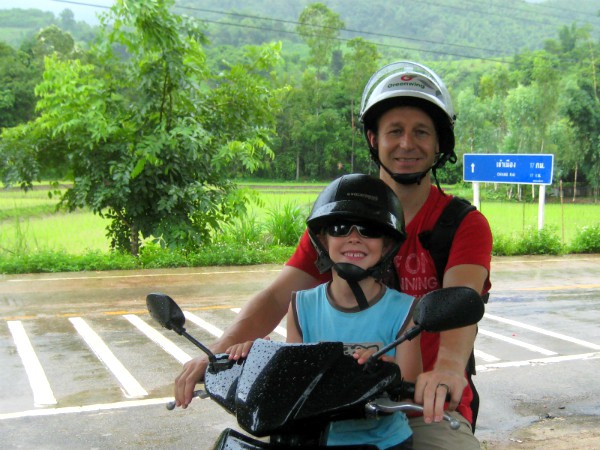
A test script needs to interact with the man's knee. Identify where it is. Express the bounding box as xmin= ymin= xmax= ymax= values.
xmin=408 ymin=412 xmax=481 ymax=450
